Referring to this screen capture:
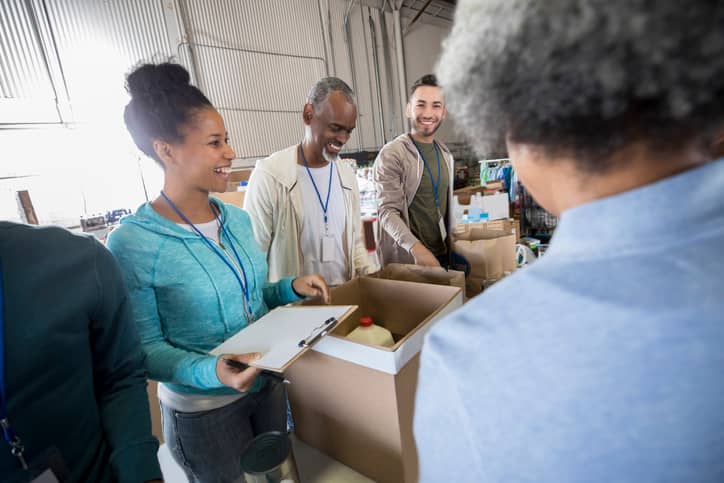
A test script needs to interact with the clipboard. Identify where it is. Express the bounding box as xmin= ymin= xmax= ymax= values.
xmin=209 ymin=305 xmax=356 ymax=373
